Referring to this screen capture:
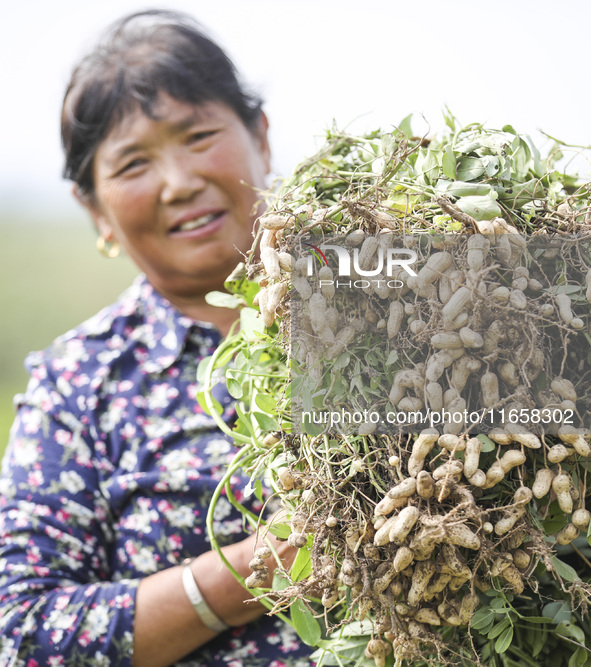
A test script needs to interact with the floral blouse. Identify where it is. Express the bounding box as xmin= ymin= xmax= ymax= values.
xmin=0 ymin=276 xmax=312 ymax=667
